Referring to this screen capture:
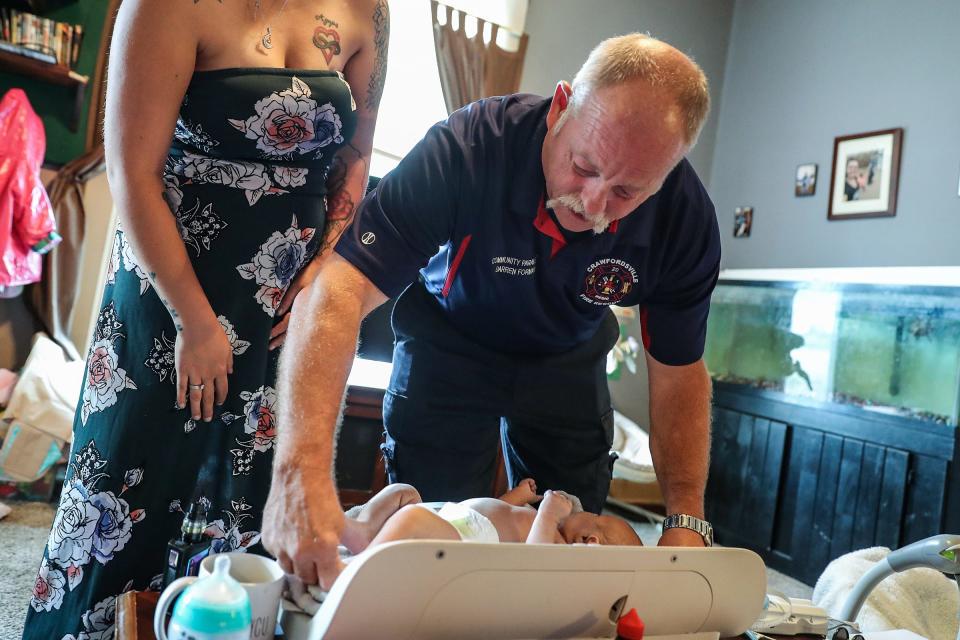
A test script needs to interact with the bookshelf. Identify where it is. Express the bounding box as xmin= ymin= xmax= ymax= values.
xmin=0 ymin=46 xmax=88 ymax=131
